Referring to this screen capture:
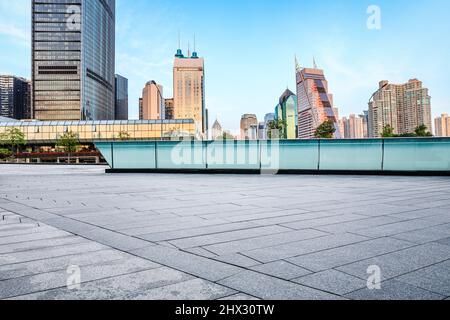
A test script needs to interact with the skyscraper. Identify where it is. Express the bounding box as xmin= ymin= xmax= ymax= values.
xmin=32 ymin=0 xmax=115 ymax=121
xmin=0 ymin=76 xmax=31 ymax=120
xmin=240 ymin=114 xmax=258 ymax=140
xmin=114 ymin=75 xmax=128 ymax=120
xmin=295 ymin=62 xmax=340 ymax=139
xmin=141 ymin=81 xmax=164 ymax=120
xmin=434 ymin=114 xmax=450 ymax=137
xmin=173 ymin=48 xmax=206 ymax=134
xmin=275 ymin=89 xmax=298 ymax=139
xmin=368 ymin=79 xmax=432 ymax=137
